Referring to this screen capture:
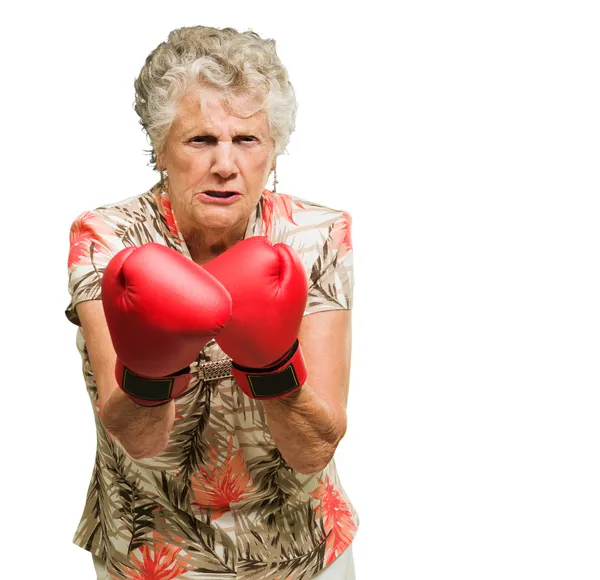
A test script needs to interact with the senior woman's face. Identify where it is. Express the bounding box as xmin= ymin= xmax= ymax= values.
xmin=160 ymin=86 xmax=276 ymax=241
